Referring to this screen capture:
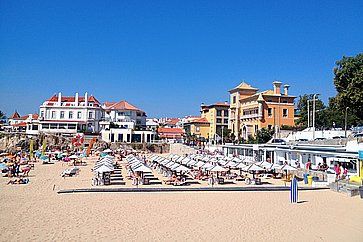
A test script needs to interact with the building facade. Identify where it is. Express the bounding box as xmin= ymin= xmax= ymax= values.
xmin=100 ymin=100 xmax=146 ymax=130
xmin=200 ymin=102 xmax=229 ymax=142
xmin=183 ymin=117 xmax=210 ymax=140
xmin=38 ymin=92 xmax=104 ymax=134
xmin=229 ymin=81 xmax=296 ymax=140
